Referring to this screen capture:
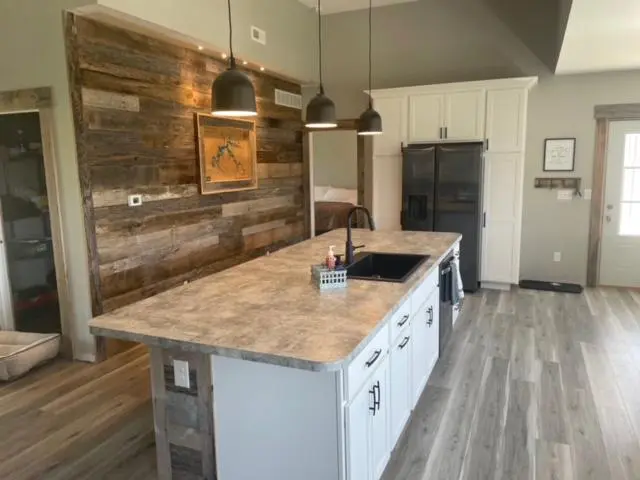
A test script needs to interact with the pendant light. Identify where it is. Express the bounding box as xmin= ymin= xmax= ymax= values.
xmin=357 ymin=0 xmax=382 ymax=135
xmin=305 ymin=0 xmax=337 ymax=128
xmin=212 ymin=0 xmax=257 ymax=117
